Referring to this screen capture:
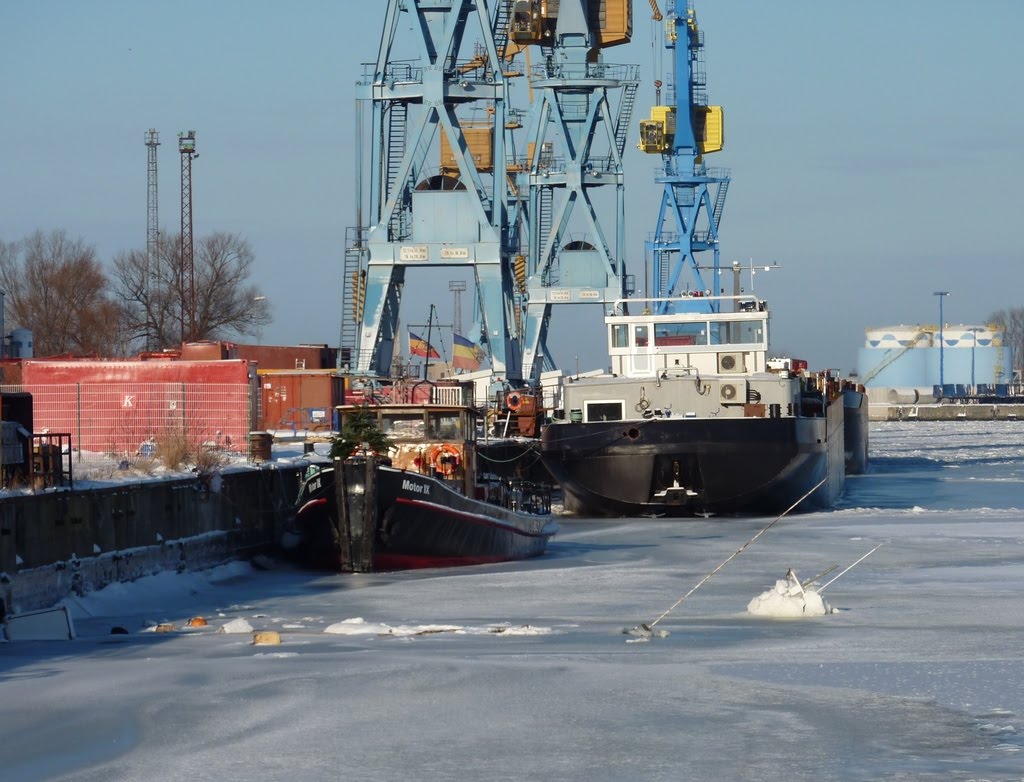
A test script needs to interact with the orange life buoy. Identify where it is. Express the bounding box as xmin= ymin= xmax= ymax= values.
xmin=506 ymin=392 xmax=522 ymax=411
xmin=429 ymin=443 xmax=461 ymax=477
